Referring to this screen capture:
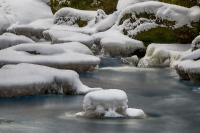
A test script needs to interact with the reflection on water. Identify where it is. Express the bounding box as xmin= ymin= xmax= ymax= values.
xmin=0 ymin=58 xmax=200 ymax=133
